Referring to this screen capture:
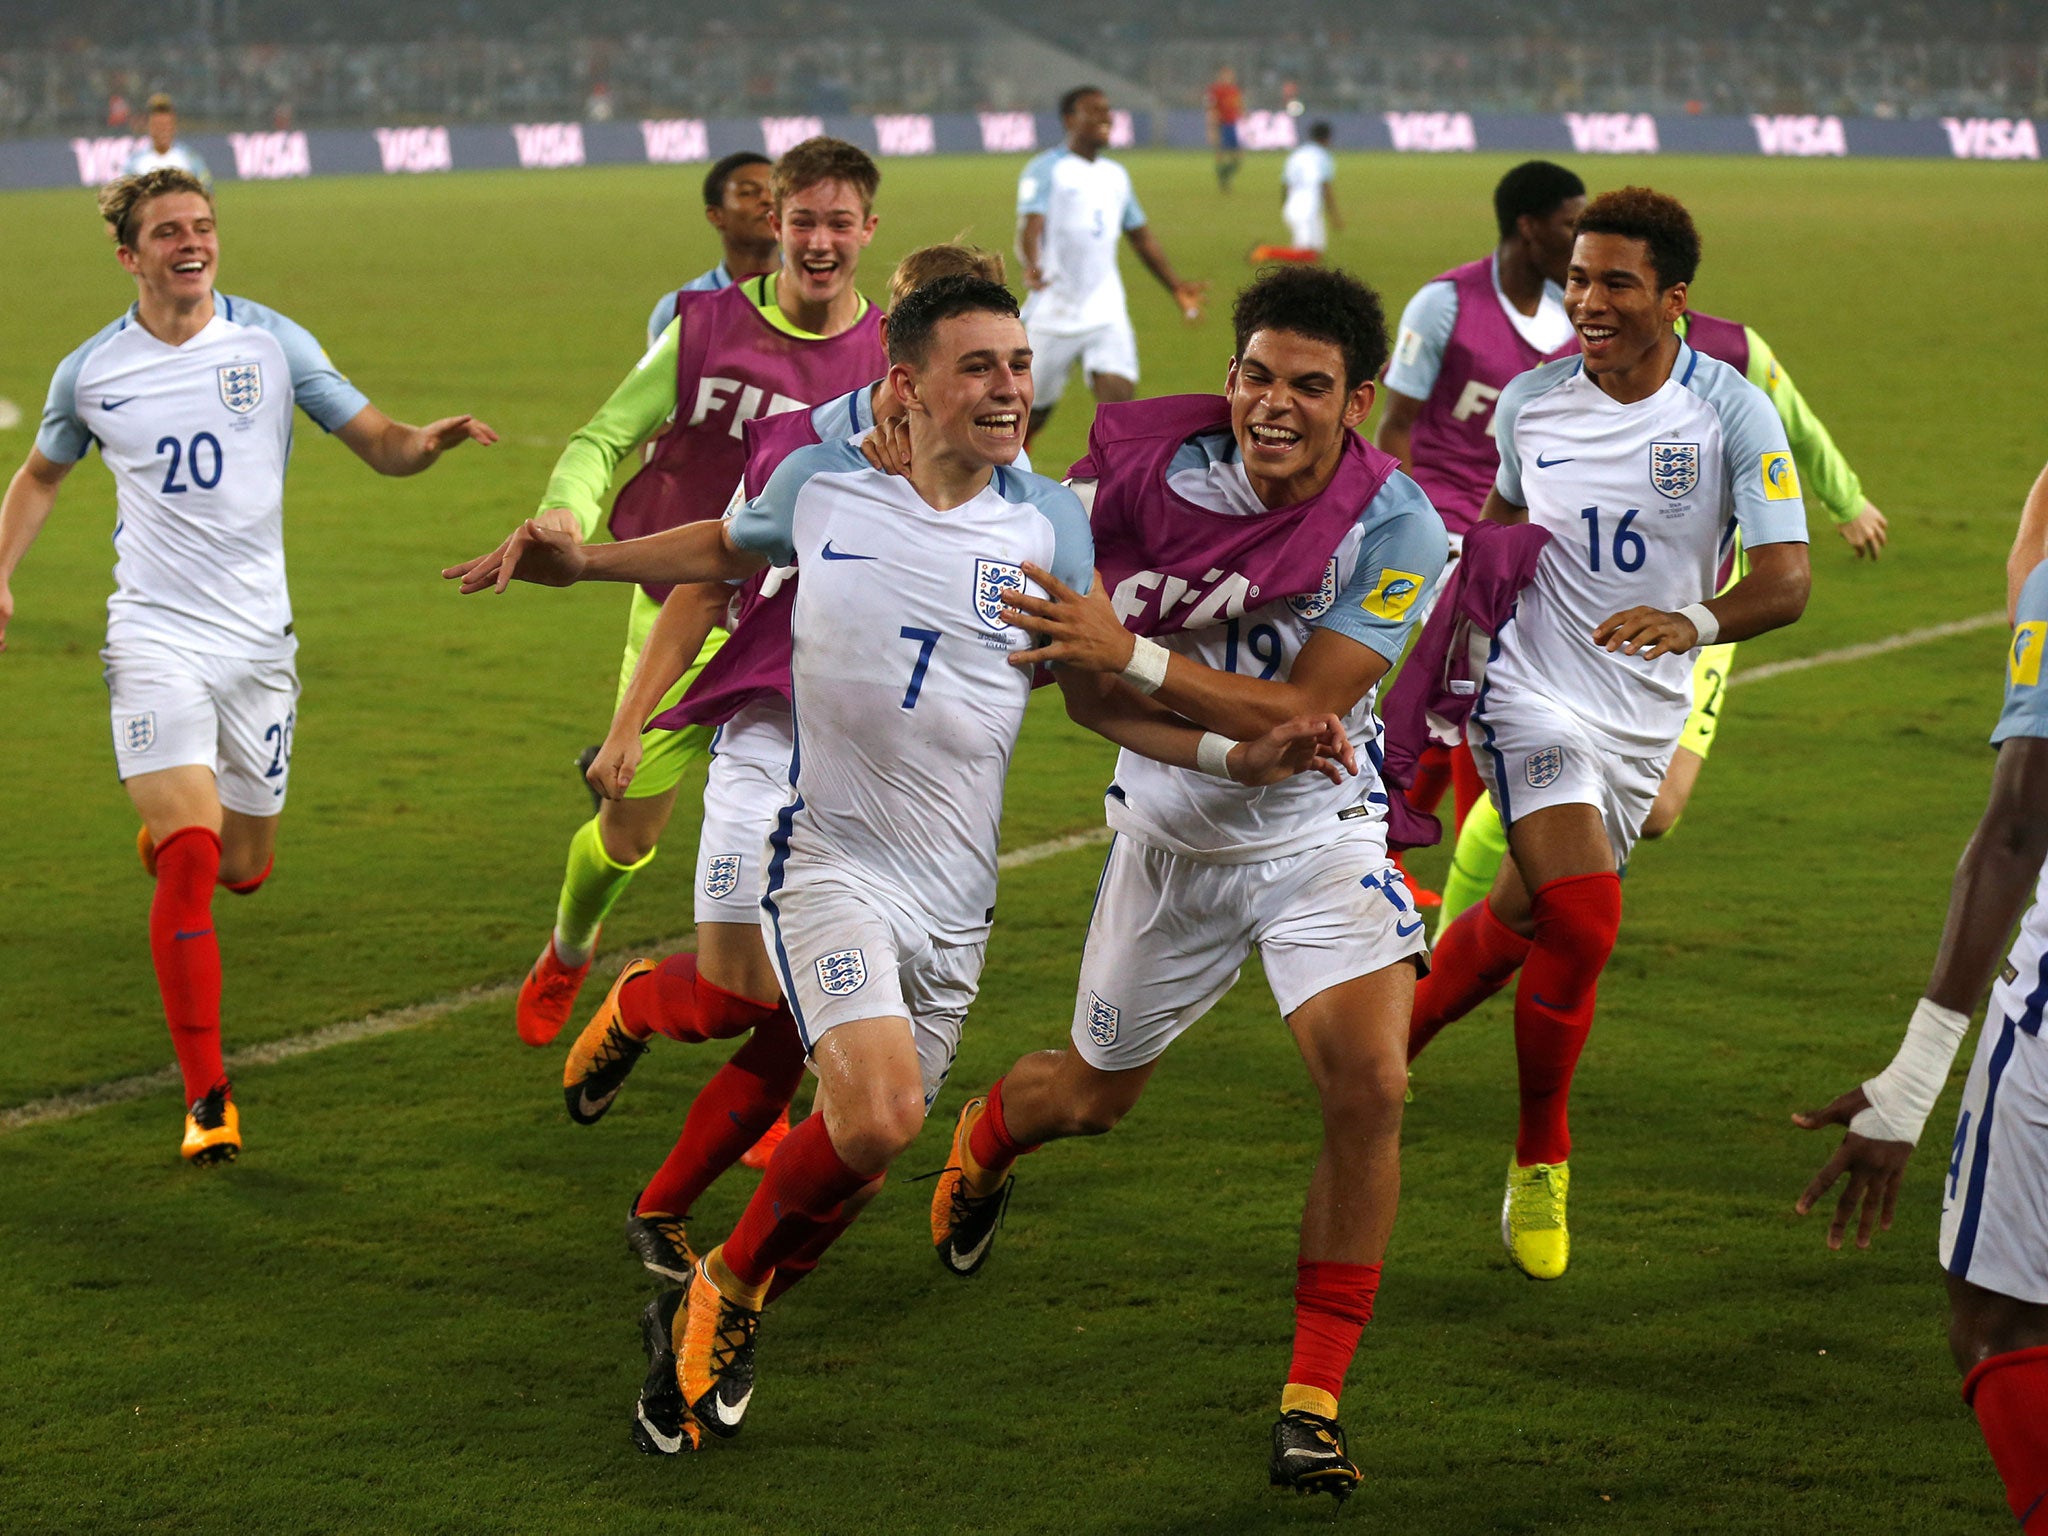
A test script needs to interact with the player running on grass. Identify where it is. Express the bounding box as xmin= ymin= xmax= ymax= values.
xmin=444 ymin=274 xmax=1353 ymax=1456
xmin=1017 ymin=85 xmax=1205 ymax=447
xmin=642 ymin=151 xmax=778 ymax=346
xmin=565 ymin=245 xmax=1016 ymax=1287
xmin=927 ymin=265 xmax=1448 ymax=1504
xmin=1791 ymin=487 xmax=2048 ymax=1532
xmin=509 ymin=138 xmax=887 ymax=1051
xmin=1402 ymin=188 xmax=1810 ymax=1281
xmin=0 ymin=168 xmax=494 ymax=1165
